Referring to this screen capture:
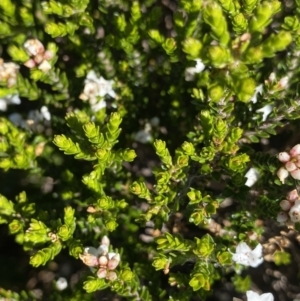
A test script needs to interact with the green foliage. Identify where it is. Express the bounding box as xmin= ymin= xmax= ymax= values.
xmin=0 ymin=0 xmax=299 ymax=300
